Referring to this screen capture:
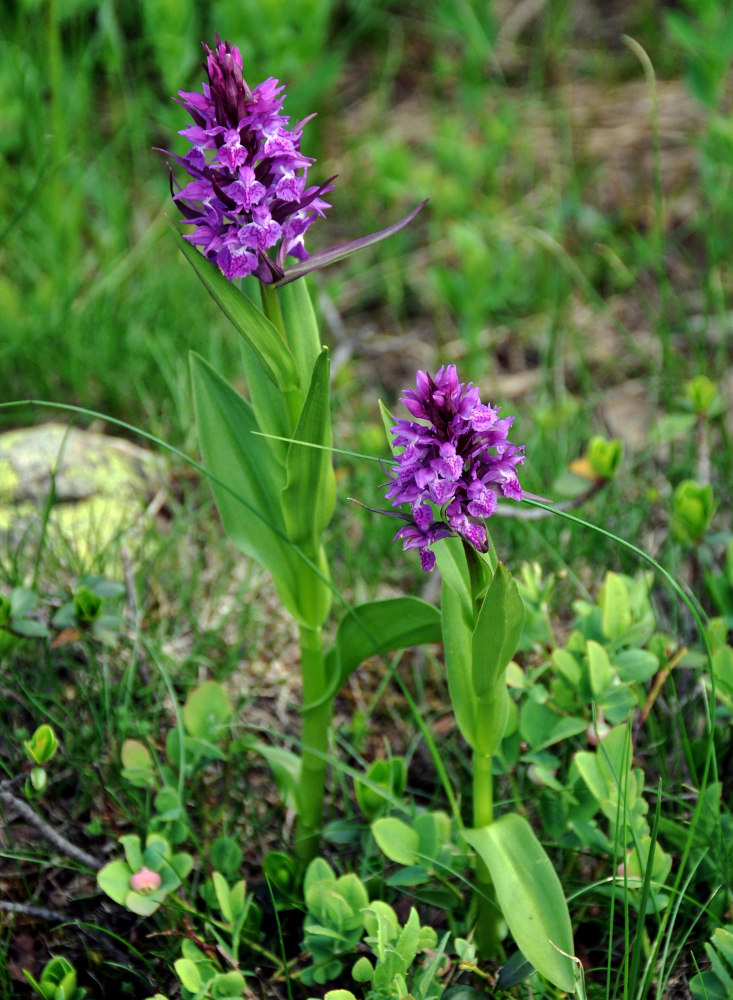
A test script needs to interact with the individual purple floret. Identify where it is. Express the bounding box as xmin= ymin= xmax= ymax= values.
xmin=386 ymin=365 xmax=524 ymax=571
xmin=164 ymin=37 xmax=334 ymax=283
